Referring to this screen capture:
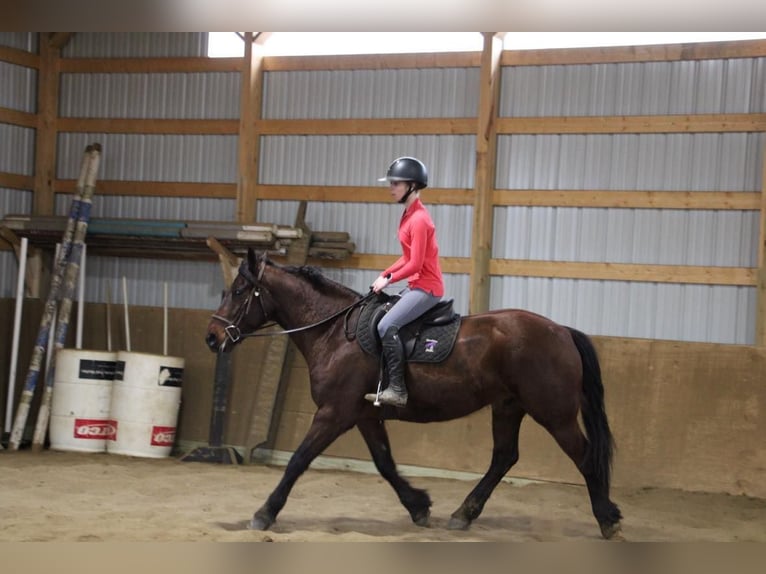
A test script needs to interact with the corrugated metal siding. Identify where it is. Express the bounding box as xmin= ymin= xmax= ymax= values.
xmin=259 ymin=135 xmax=475 ymax=189
xmin=490 ymin=276 xmax=755 ymax=345
xmin=494 ymin=58 xmax=764 ymax=344
xmin=0 ymin=32 xmax=38 ymax=52
xmin=496 ymin=133 xmax=764 ymax=191
xmin=60 ymin=72 xmax=240 ymax=119
xmin=0 ymin=124 xmax=35 ymax=175
xmin=80 ymin=256 xmax=224 ymax=311
xmin=62 ymin=33 xmax=208 ymax=58
xmin=493 ymin=207 xmax=757 ymax=267
xmin=263 ymin=68 xmax=479 ymax=119
xmin=0 ymin=189 xmax=32 ymax=298
xmin=0 ymin=61 xmax=37 ymax=113
xmin=501 ymin=59 xmax=766 ymax=116
xmin=56 ymin=133 xmax=237 ymax=183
